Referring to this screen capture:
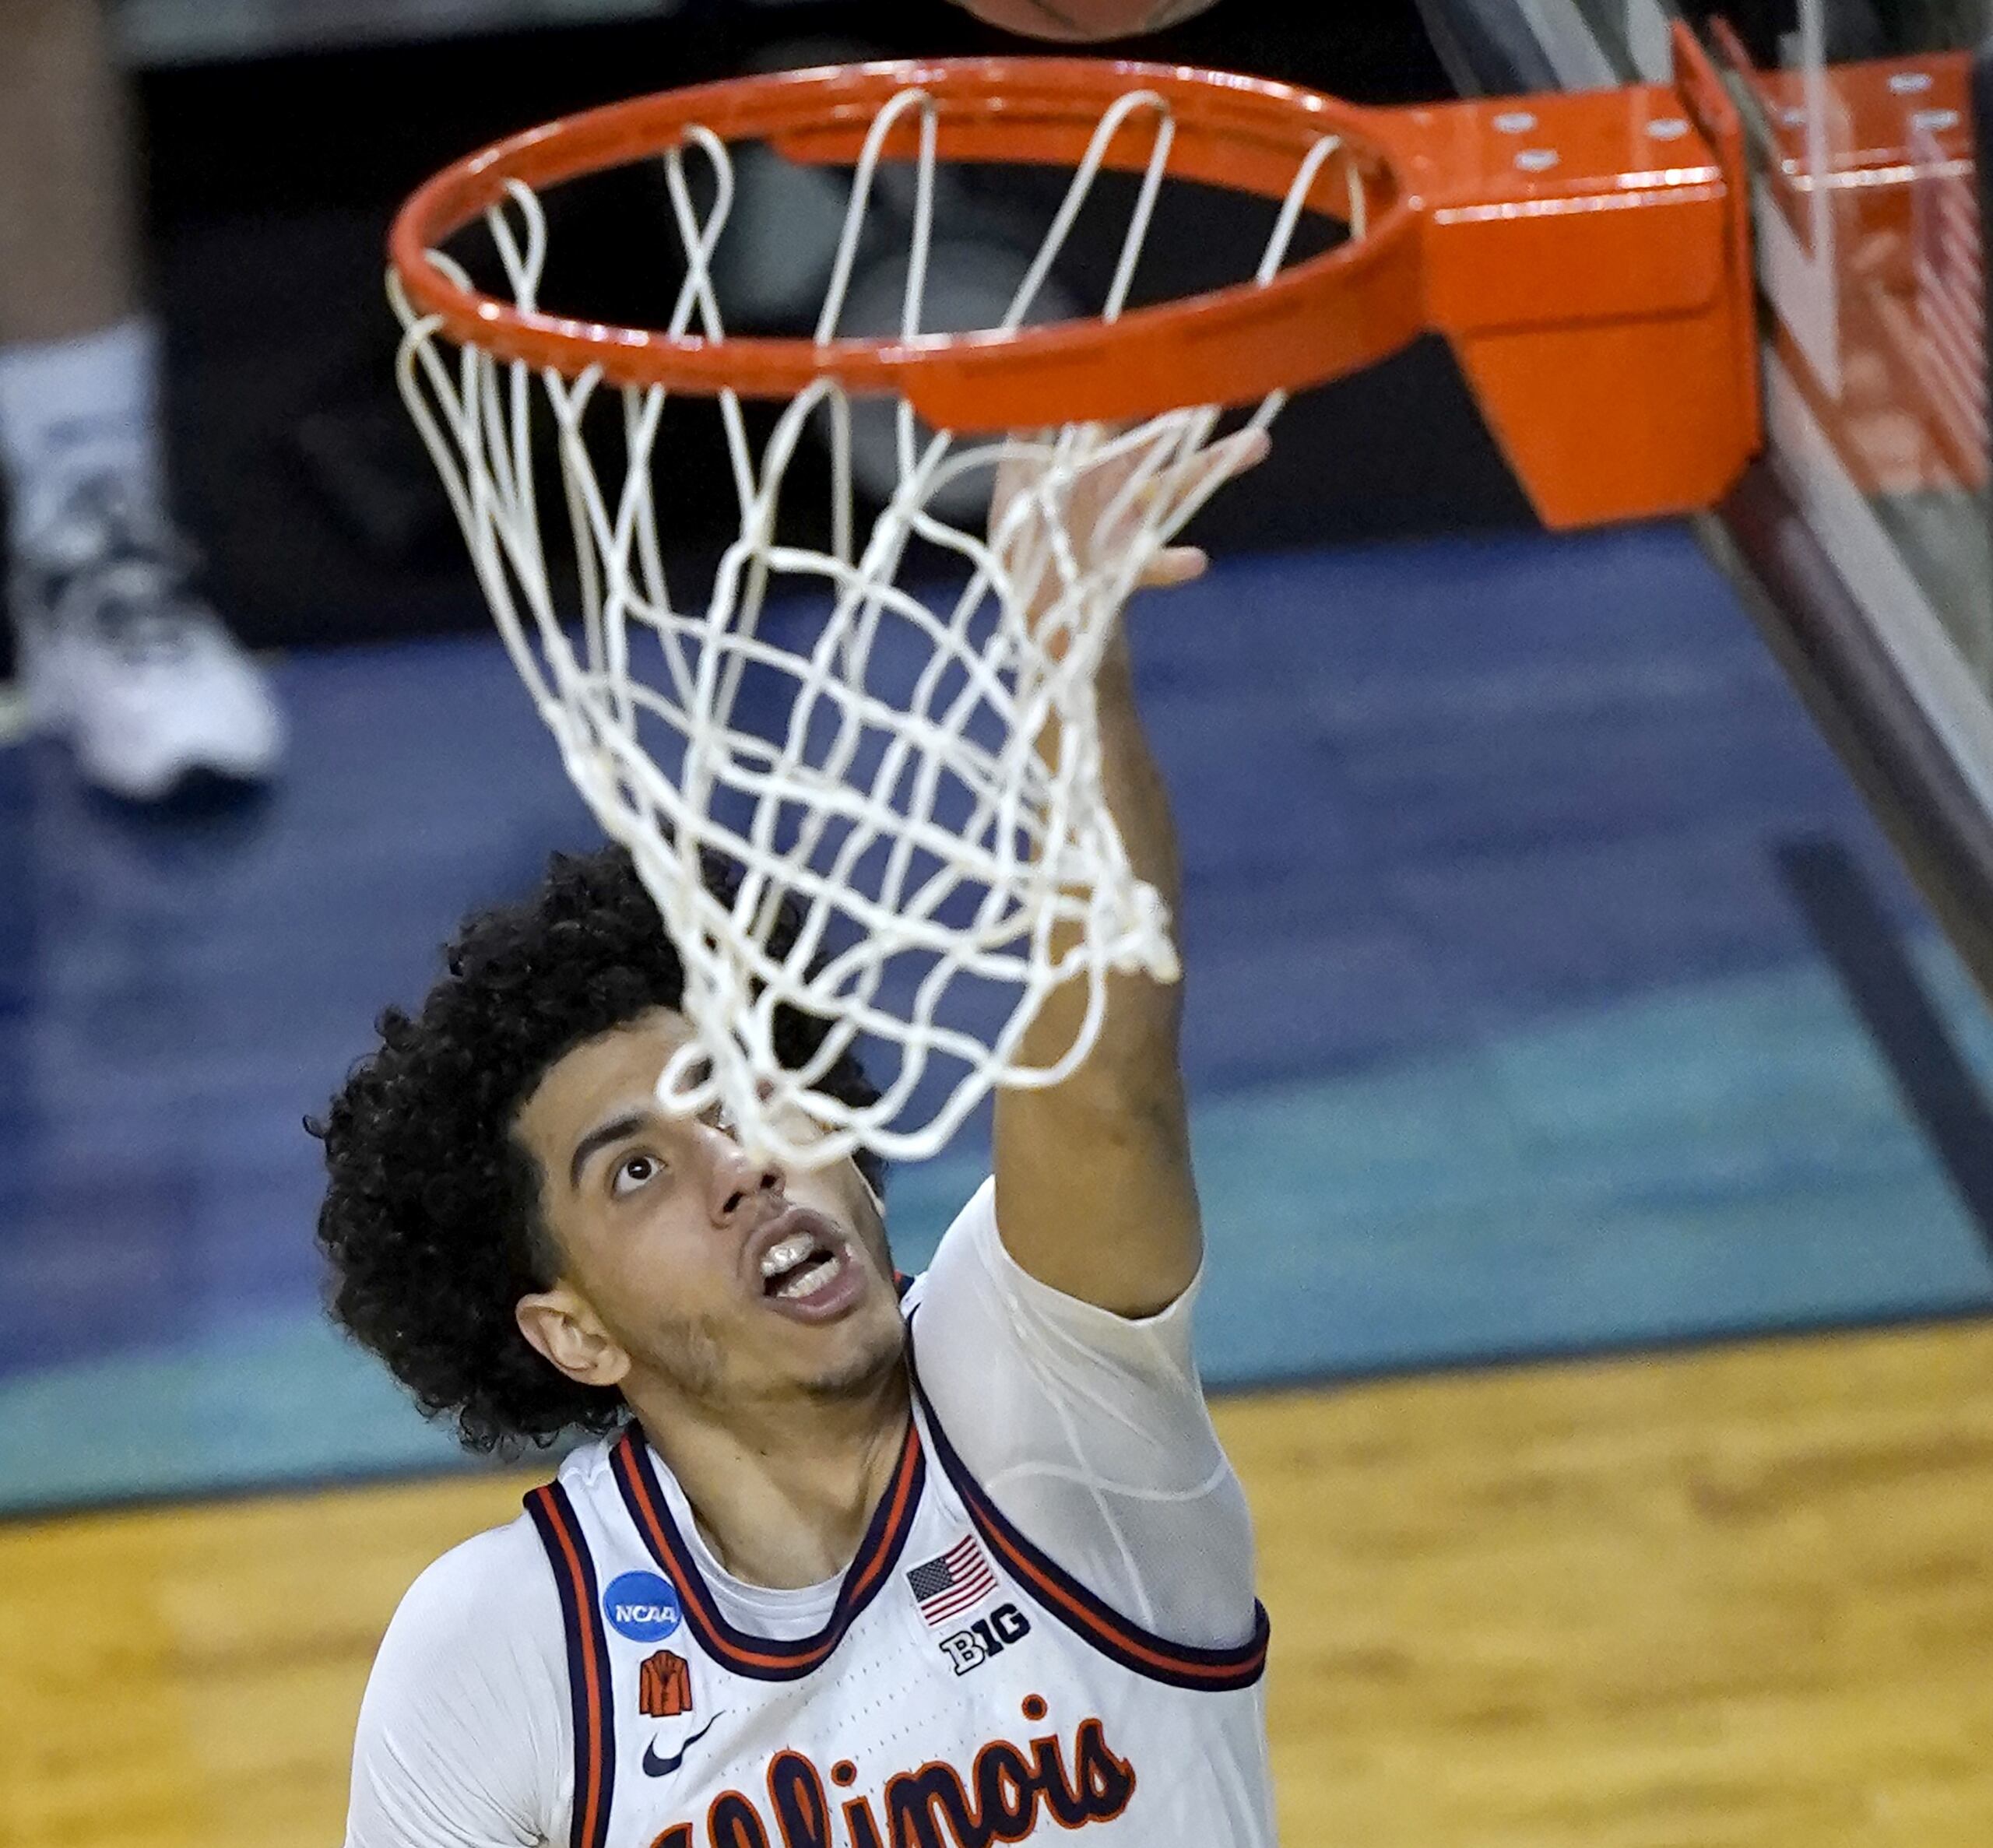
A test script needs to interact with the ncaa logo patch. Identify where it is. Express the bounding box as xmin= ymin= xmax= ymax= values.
xmin=603 ymin=1570 xmax=682 ymax=1642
